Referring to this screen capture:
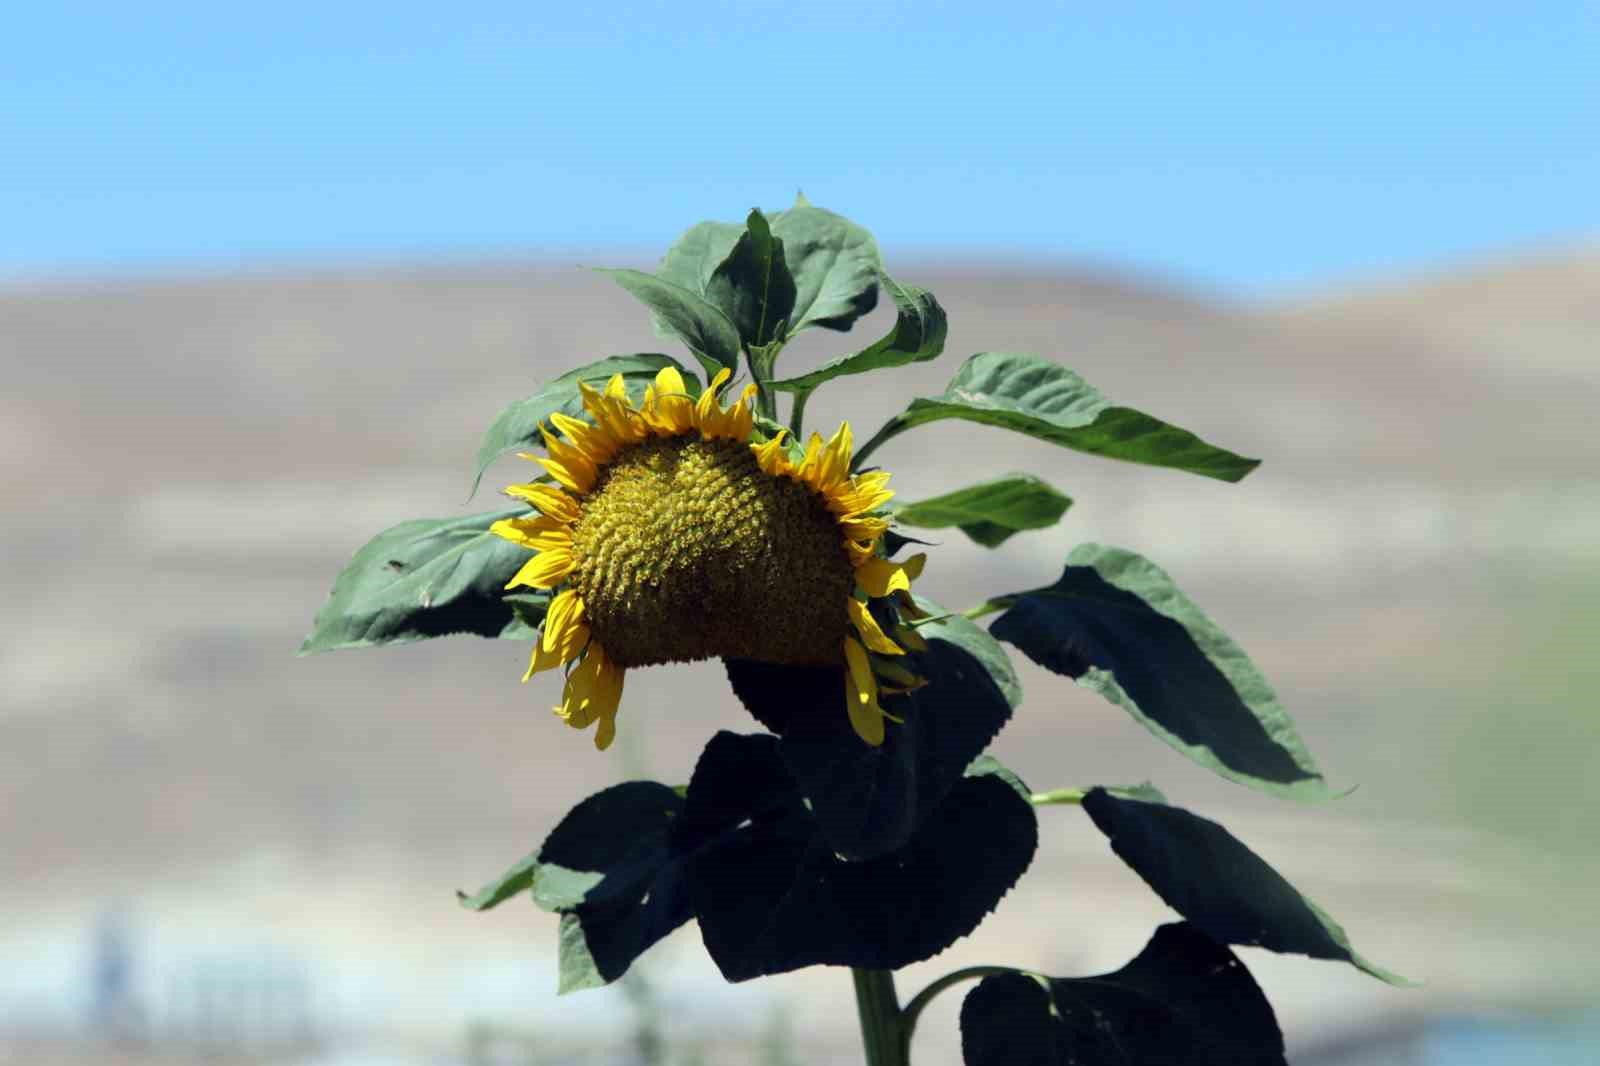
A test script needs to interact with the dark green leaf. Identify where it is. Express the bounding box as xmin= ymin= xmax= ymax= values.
xmin=990 ymin=544 xmax=1331 ymax=800
xmin=892 ymin=474 xmax=1071 ymax=548
xmin=598 ymin=269 xmax=743 ymax=378
xmin=470 ymin=353 xmax=699 ymax=496
xmin=861 ymin=352 xmax=1260 ymax=482
xmin=724 ymin=599 xmax=1019 ymax=859
xmin=771 ymin=275 xmax=946 ymax=391
xmin=1081 ymin=788 xmax=1408 ymax=984
xmin=538 ymin=782 xmax=694 ymax=993
xmin=959 ymin=923 xmax=1286 ymax=1066
xmin=684 ymin=733 xmax=1036 ymax=981
xmin=703 ymin=209 xmax=797 ymax=348
xmin=767 ymin=204 xmax=882 ymax=333
xmin=299 ymin=508 xmax=531 ymax=654
xmin=501 ymin=591 xmax=552 ymax=639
